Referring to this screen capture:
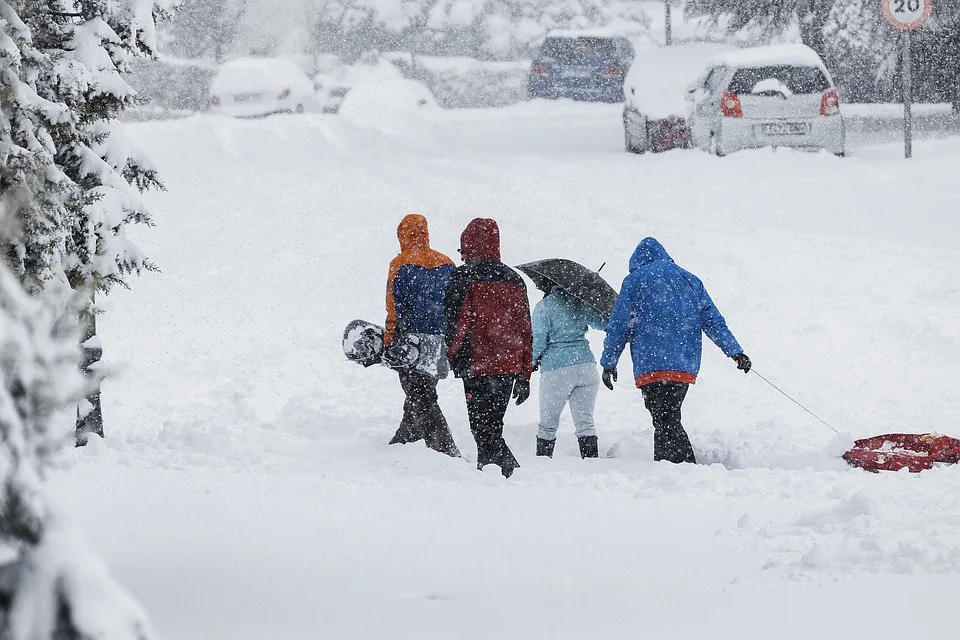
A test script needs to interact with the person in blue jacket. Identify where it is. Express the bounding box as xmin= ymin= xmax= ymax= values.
xmin=532 ymin=284 xmax=607 ymax=459
xmin=599 ymin=237 xmax=751 ymax=464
